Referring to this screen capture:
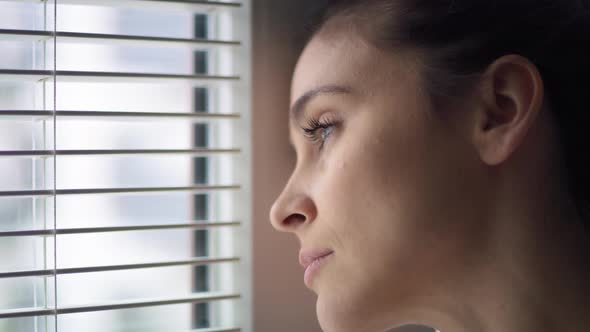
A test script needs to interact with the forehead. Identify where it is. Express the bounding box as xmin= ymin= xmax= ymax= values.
xmin=290 ymin=30 xmax=412 ymax=107
xmin=291 ymin=32 xmax=372 ymax=104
